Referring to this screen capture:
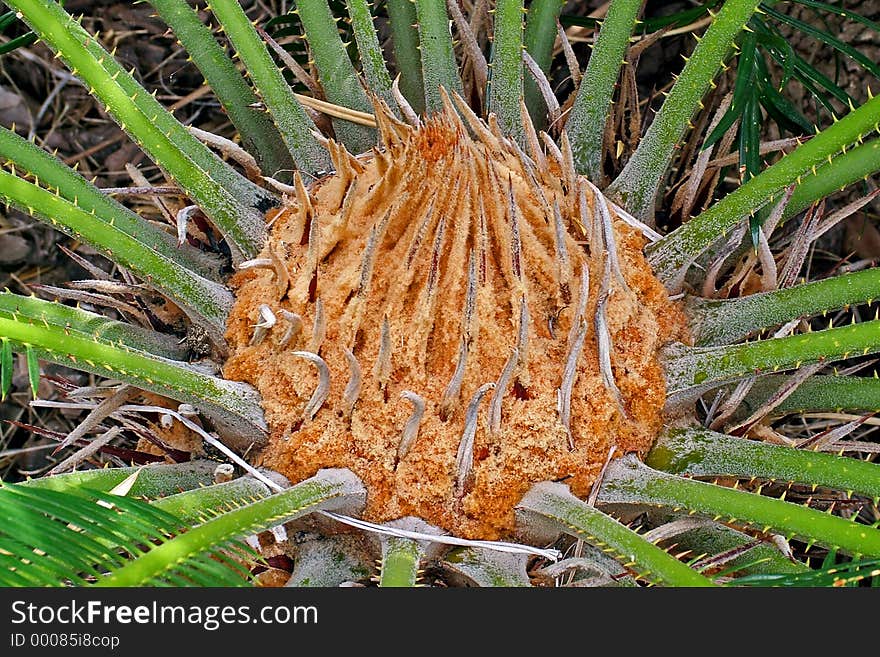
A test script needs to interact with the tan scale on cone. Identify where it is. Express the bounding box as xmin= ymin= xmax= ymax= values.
xmin=224 ymin=93 xmax=686 ymax=539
